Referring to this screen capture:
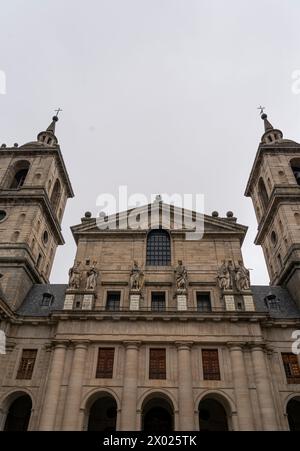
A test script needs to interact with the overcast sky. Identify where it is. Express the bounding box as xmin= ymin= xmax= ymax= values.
xmin=1 ymin=0 xmax=300 ymax=285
